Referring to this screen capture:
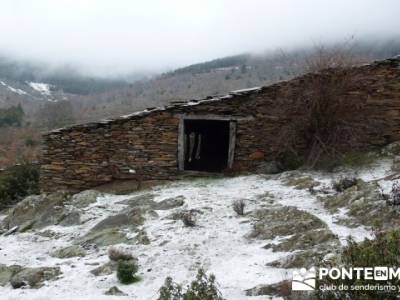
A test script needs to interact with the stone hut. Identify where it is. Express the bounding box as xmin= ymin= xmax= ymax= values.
xmin=40 ymin=56 xmax=400 ymax=192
